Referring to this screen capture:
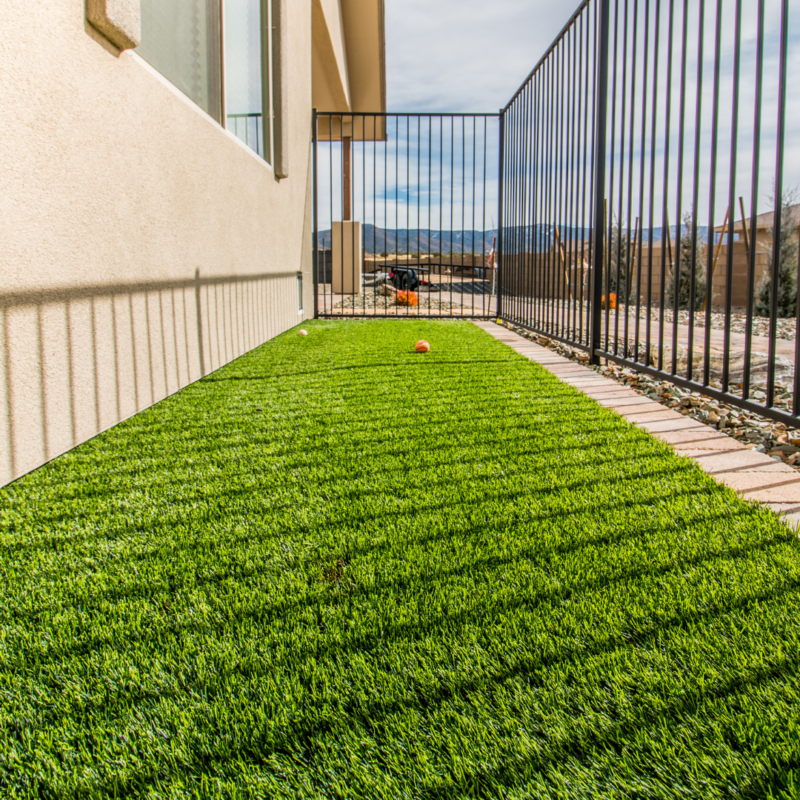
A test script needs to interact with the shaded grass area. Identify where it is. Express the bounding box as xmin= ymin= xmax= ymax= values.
xmin=1 ymin=319 xmax=800 ymax=799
